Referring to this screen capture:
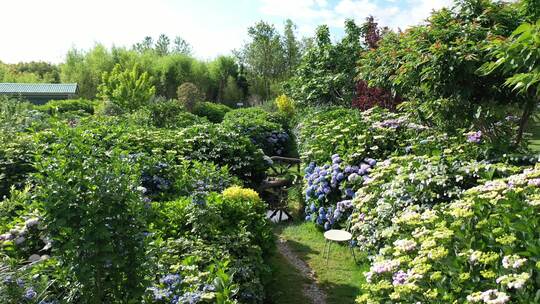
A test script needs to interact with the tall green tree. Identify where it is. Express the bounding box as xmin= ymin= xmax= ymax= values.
xmin=286 ymin=20 xmax=363 ymax=106
xmin=173 ymin=36 xmax=192 ymax=55
xmin=209 ymin=56 xmax=238 ymax=101
xmin=282 ymin=19 xmax=301 ymax=76
xmin=61 ymin=44 xmax=115 ymax=98
xmin=155 ymin=34 xmax=171 ymax=56
xmin=480 ymin=20 xmax=540 ymax=144
xmin=240 ymin=21 xmax=285 ymax=100
xmin=133 ymin=36 xmax=154 ymax=53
